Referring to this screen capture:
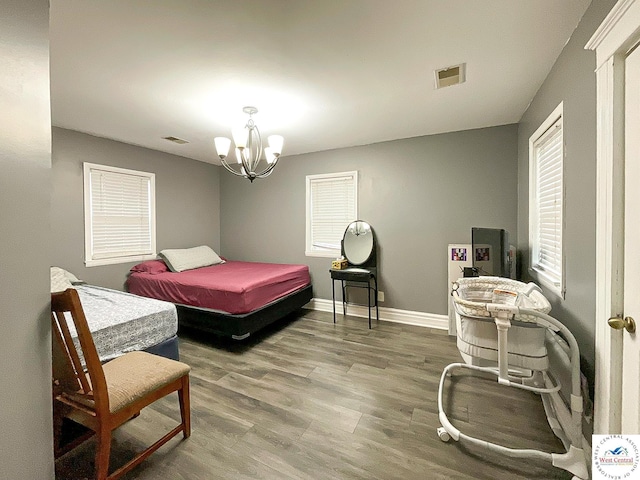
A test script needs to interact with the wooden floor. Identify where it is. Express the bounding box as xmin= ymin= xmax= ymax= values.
xmin=55 ymin=309 xmax=572 ymax=479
